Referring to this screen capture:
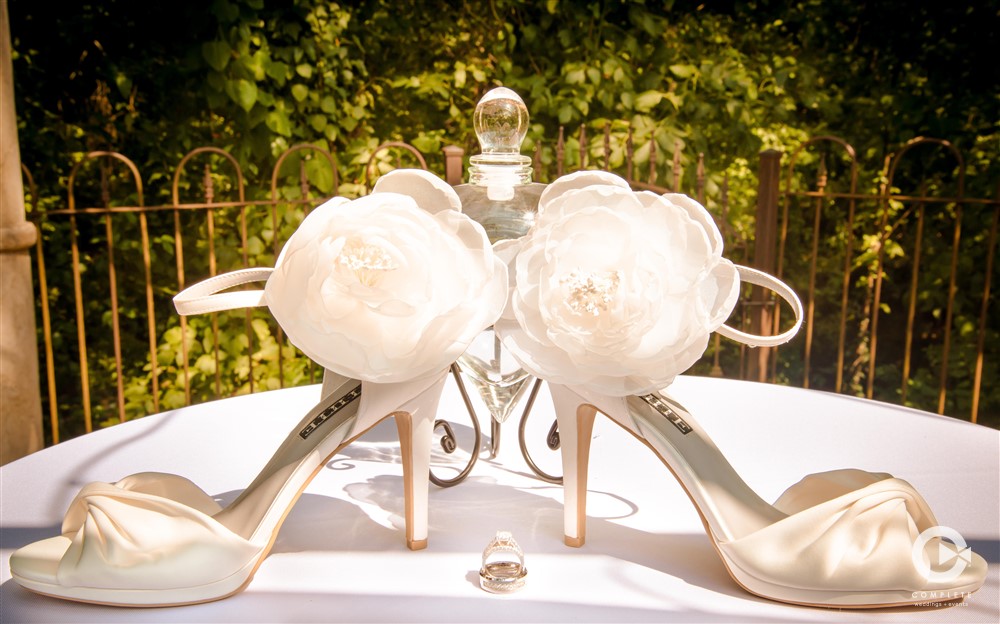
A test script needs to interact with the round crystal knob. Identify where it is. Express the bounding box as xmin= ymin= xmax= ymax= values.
xmin=474 ymin=87 xmax=529 ymax=156
xmin=468 ymin=87 xmax=533 ymax=190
